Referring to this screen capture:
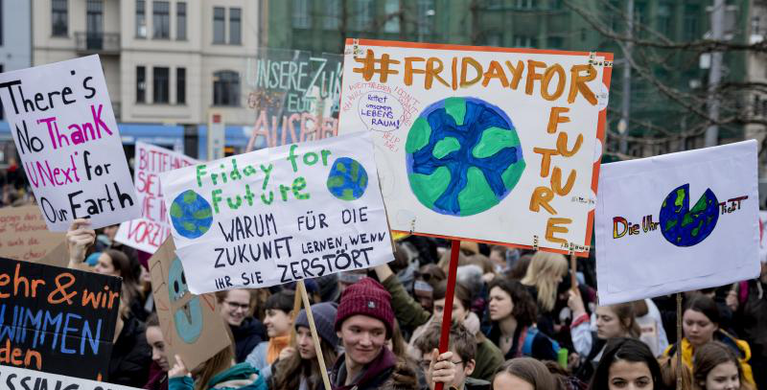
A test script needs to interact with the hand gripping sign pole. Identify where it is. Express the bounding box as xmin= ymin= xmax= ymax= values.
xmin=435 ymin=240 xmax=461 ymax=390
xmin=297 ymin=280 xmax=333 ymax=390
